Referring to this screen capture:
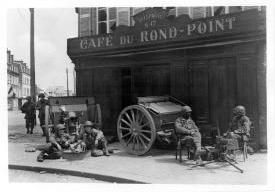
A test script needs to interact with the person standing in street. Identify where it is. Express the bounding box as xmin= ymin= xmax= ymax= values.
xmin=36 ymin=93 xmax=49 ymax=136
xmin=20 ymin=96 xmax=36 ymax=134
